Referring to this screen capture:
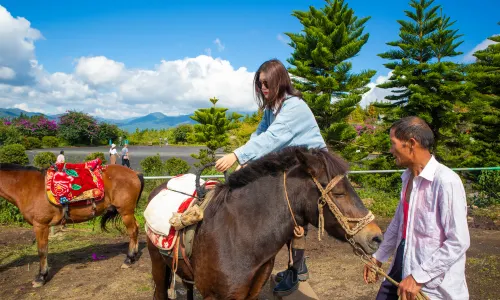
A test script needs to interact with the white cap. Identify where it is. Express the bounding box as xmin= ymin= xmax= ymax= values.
xmin=111 ymin=143 xmax=116 ymax=148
